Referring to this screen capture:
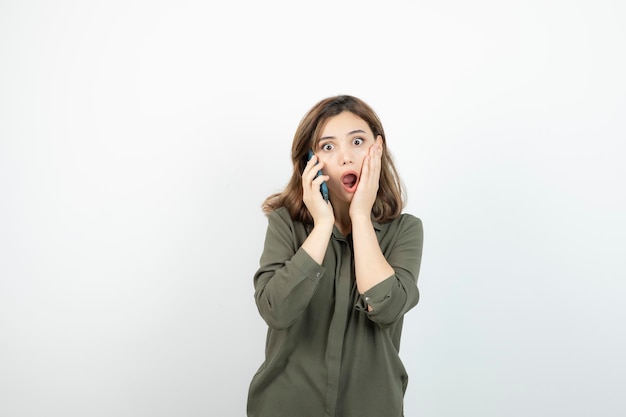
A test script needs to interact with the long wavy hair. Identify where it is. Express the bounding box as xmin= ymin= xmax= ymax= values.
xmin=262 ymin=95 xmax=406 ymax=224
